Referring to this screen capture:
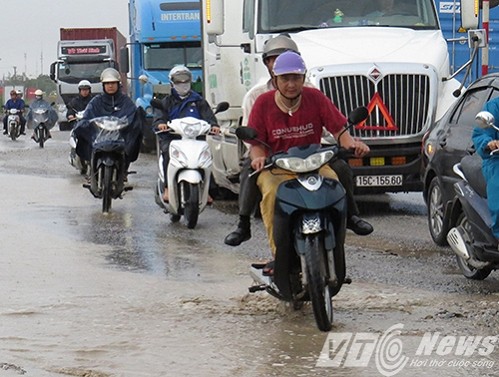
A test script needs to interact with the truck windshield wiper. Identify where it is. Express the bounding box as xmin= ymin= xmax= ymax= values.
xmin=271 ymin=25 xmax=320 ymax=33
